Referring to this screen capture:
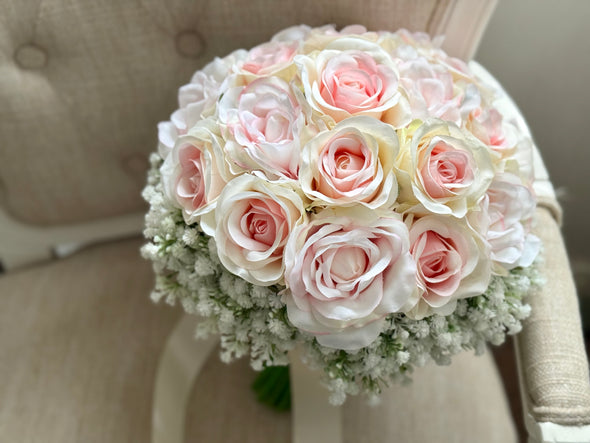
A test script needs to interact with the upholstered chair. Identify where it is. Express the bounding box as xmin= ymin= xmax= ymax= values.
xmin=1 ymin=1 xmax=588 ymax=442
